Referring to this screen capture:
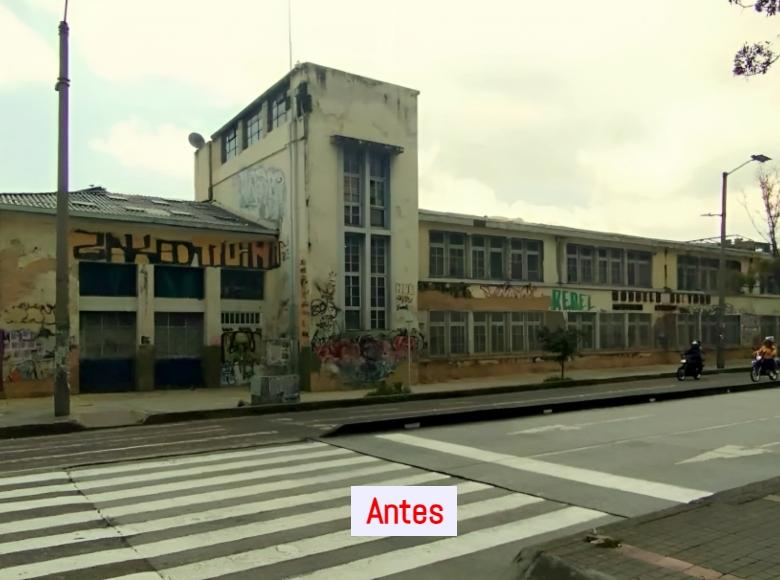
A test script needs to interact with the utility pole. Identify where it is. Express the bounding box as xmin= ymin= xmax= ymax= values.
xmin=54 ymin=2 xmax=71 ymax=416
xmin=716 ymin=171 xmax=728 ymax=370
